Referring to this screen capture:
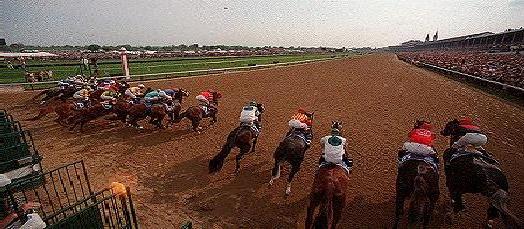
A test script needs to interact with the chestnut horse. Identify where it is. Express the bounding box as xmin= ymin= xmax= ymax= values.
xmin=208 ymin=103 xmax=265 ymax=174
xmin=68 ymin=102 xmax=119 ymax=131
xmin=441 ymin=119 xmax=521 ymax=228
xmin=305 ymin=164 xmax=350 ymax=229
xmin=178 ymin=91 xmax=222 ymax=132
xmin=26 ymin=97 xmax=75 ymax=124
xmin=127 ymin=103 xmax=168 ymax=129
